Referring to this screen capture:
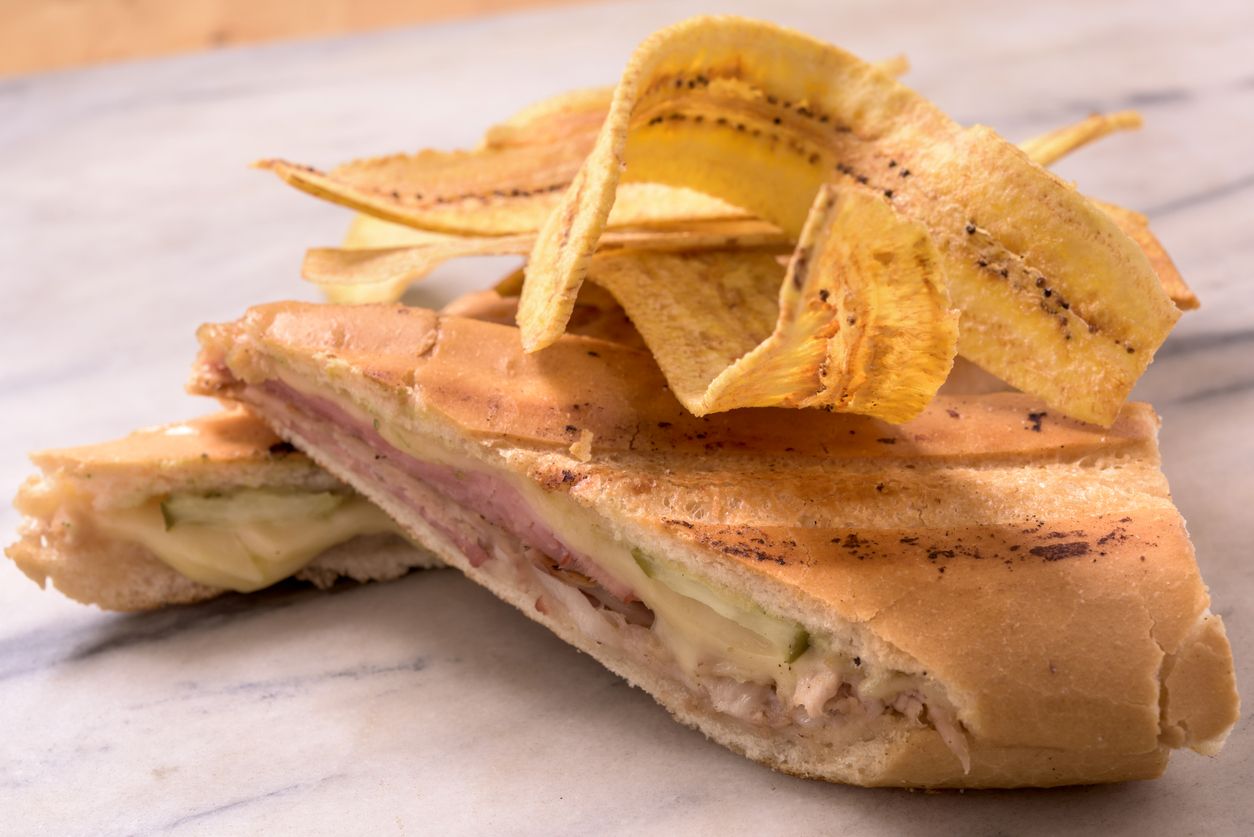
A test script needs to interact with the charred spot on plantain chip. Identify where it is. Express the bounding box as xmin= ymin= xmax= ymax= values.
xmin=517 ymin=16 xmax=1180 ymax=427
